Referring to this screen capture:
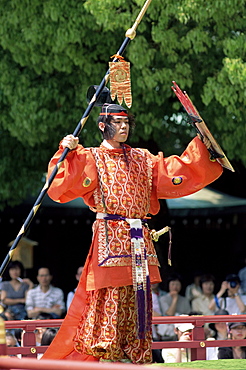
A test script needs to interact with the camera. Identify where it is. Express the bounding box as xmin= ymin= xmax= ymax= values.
xmin=226 ymin=274 xmax=240 ymax=289
xmin=229 ymin=281 xmax=238 ymax=288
